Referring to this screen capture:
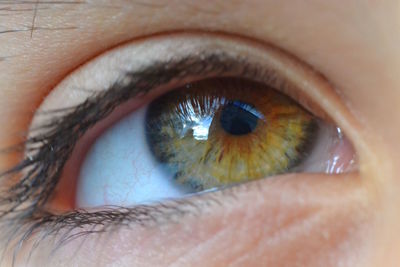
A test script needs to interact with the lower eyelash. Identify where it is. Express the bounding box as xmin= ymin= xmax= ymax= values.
xmin=4 ymin=188 xmax=233 ymax=265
